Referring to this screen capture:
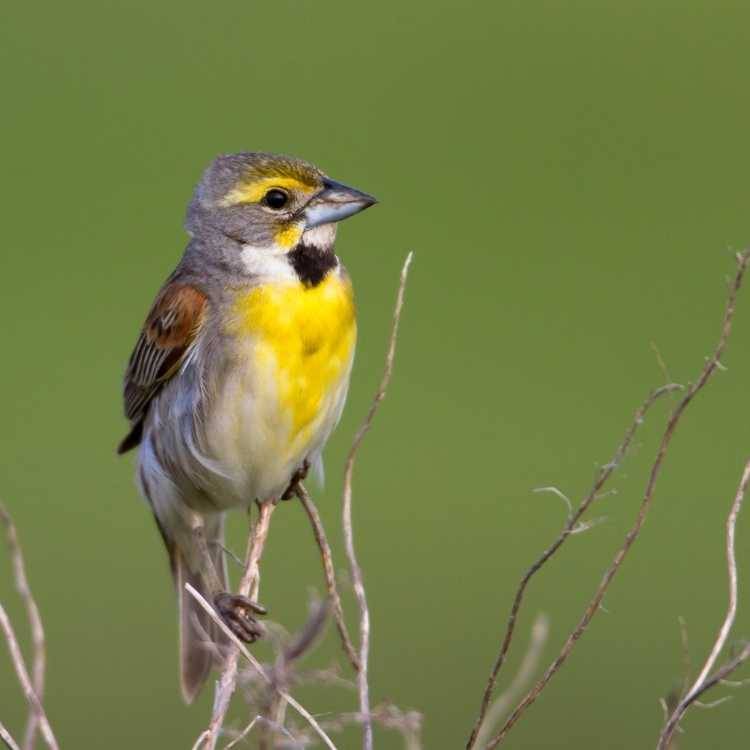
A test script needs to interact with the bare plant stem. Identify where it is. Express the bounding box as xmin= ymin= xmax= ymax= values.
xmin=0 ymin=505 xmax=46 ymax=750
xmin=0 ymin=605 xmax=57 ymax=750
xmin=466 ymin=382 xmax=682 ymax=749
xmin=295 ymin=483 xmax=360 ymax=671
xmin=187 ymin=583 xmax=337 ymax=750
xmin=473 ymin=614 xmax=549 ymax=748
xmin=223 ymin=716 xmax=260 ymax=749
xmin=343 ymin=251 xmax=413 ymax=750
xmin=0 ymin=721 xmax=20 ymax=750
xmin=200 ymin=500 xmax=276 ymax=750
xmin=484 ymin=250 xmax=750 ymax=748
xmin=657 ymin=457 xmax=750 ymax=748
